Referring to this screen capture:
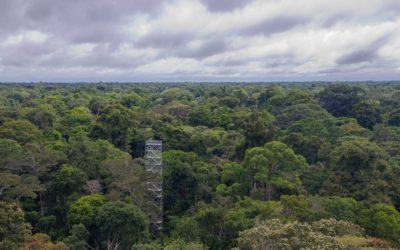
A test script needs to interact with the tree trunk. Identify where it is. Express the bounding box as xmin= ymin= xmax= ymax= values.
xmin=39 ymin=191 xmax=45 ymax=216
